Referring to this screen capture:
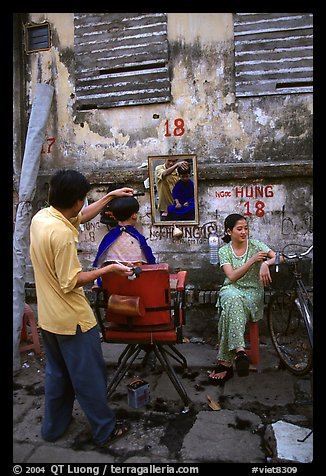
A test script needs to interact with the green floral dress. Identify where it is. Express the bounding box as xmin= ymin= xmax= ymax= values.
xmin=217 ymin=239 xmax=270 ymax=363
